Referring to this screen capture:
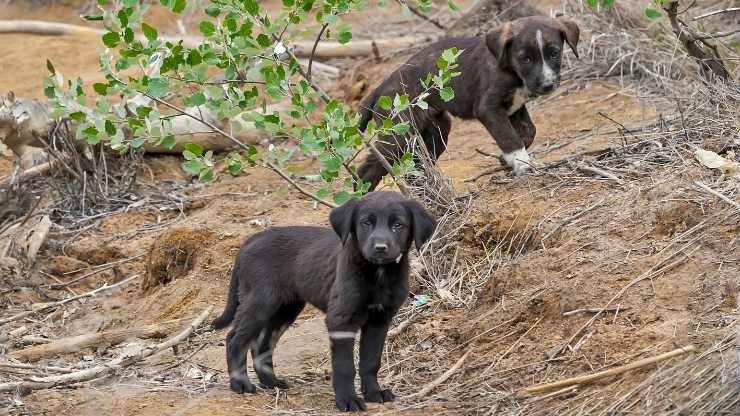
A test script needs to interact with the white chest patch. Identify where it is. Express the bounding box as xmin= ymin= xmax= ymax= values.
xmin=507 ymin=87 xmax=531 ymax=116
